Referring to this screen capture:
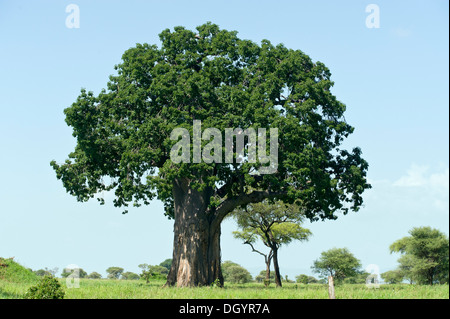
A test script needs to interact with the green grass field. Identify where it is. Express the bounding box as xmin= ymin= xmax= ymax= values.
xmin=1 ymin=278 xmax=448 ymax=299
xmin=1 ymin=259 xmax=448 ymax=299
